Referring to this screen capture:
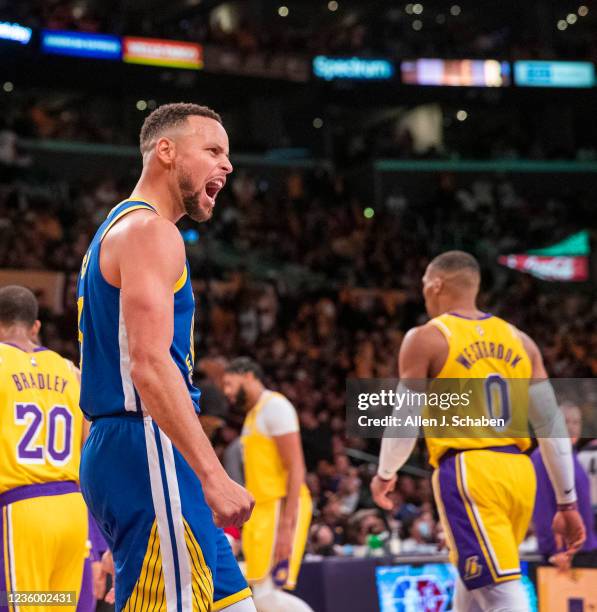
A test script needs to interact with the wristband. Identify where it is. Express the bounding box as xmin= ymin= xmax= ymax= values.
xmin=556 ymin=502 xmax=578 ymax=512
